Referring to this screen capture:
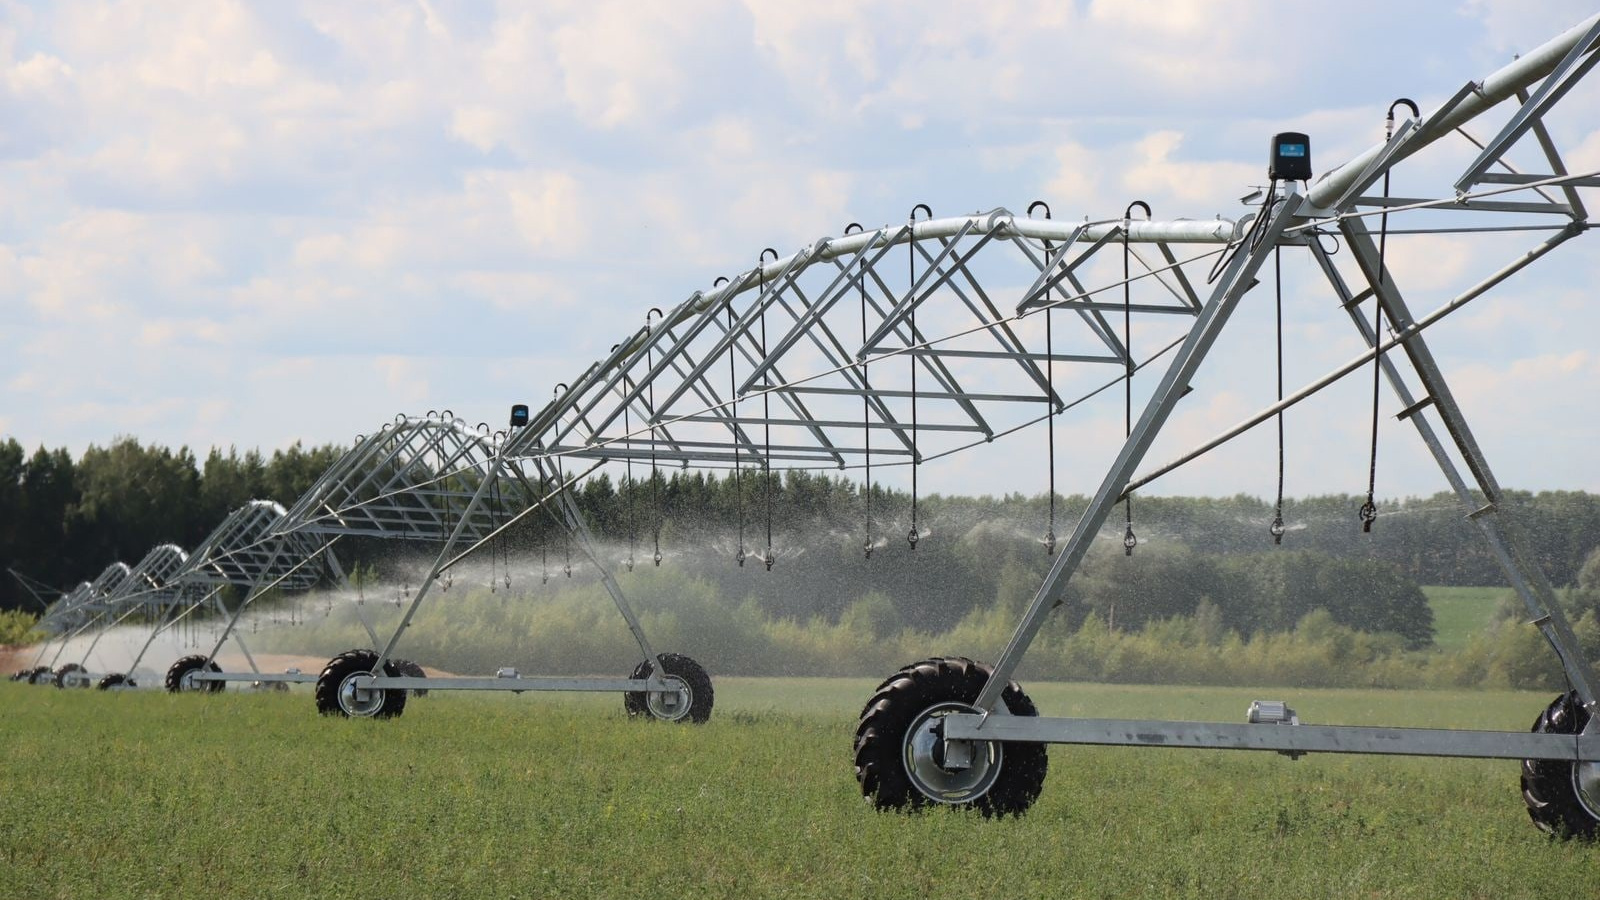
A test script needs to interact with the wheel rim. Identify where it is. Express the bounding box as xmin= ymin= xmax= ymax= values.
xmin=902 ymin=701 xmax=1002 ymax=804
xmin=178 ymin=668 xmax=207 ymax=691
xmin=644 ymin=675 xmax=692 ymax=721
xmin=1572 ymin=760 xmax=1600 ymax=819
xmin=337 ymin=670 xmax=385 ymax=717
